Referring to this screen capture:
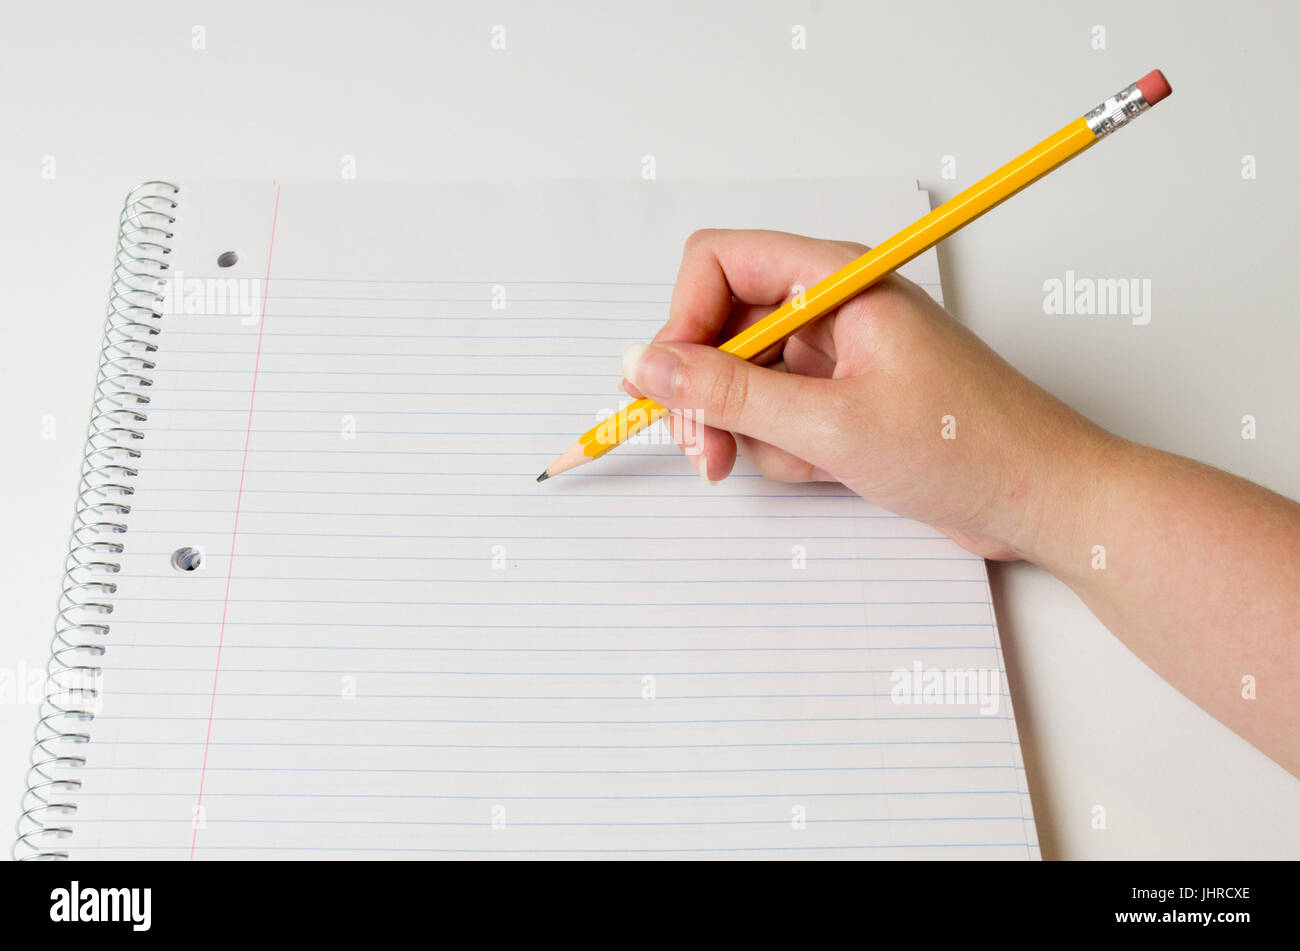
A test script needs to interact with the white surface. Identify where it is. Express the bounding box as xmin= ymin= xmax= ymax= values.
xmin=1 ymin=0 xmax=1296 ymax=859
